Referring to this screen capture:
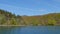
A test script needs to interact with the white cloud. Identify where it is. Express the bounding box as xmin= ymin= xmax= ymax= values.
xmin=22 ymin=8 xmax=46 ymax=11
xmin=53 ymin=0 xmax=60 ymax=2
xmin=0 ymin=3 xmax=46 ymax=12
xmin=43 ymin=1 xmax=59 ymax=9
